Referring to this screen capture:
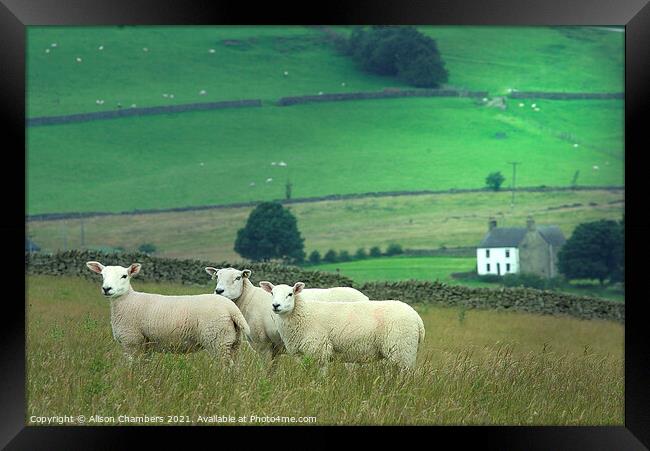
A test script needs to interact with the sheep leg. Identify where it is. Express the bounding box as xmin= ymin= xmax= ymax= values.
xmin=316 ymin=343 xmax=333 ymax=377
xmin=121 ymin=343 xmax=146 ymax=363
